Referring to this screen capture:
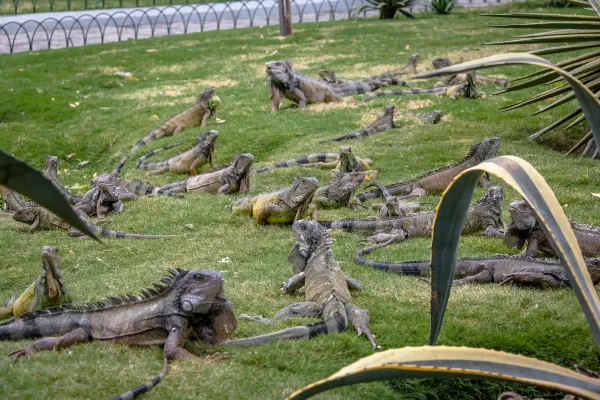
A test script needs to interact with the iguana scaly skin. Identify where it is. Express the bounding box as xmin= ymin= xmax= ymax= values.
xmin=318 ymin=69 xmax=413 ymax=91
xmin=226 ymin=220 xmax=376 ymax=348
xmin=431 ymin=58 xmax=509 ymax=87
xmin=504 ymin=200 xmax=600 ymax=258
xmin=1 ymin=188 xmax=35 ymax=211
xmin=231 ymin=177 xmax=319 ymax=225
xmin=318 ymin=105 xmax=396 ymax=144
xmin=367 ymin=180 xmax=422 ymax=217
xmin=112 ymin=88 xmax=217 ymax=175
xmin=356 ymin=137 xmax=501 ymax=202
xmin=313 ymin=171 xmax=371 ymax=210
xmin=158 ymin=153 xmax=254 ymax=195
xmin=353 ymin=251 xmax=600 ymax=288
xmin=321 ymin=186 xmax=505 ymax=244
xmin=266 ymin=60 xmax=343 ymax=111
xmin=44 ymin=156 xmax=83 ymax=205
xmin=0 ymin=246 xmax=72 ymax=321
xmin=0 ymin=269 xmax=236 ymax=400
xmin=135 ymin=130 xmax=218 ymax=176
xmin=13 ymin=206 xmax=171 ymax=239
xmin=331 ymin=146 xmax=375 ymax=177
